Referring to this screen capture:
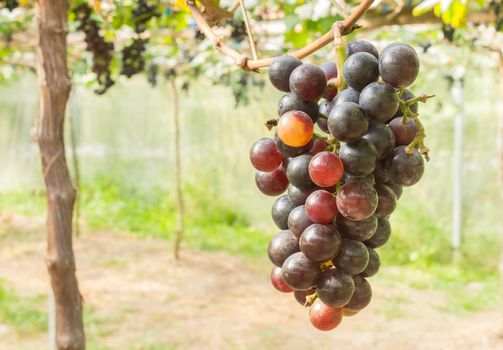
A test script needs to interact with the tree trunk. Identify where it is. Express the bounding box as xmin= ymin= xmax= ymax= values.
xmin=171 ymin=79 xmax=185 ymax=259
xmin=34 ymin=1 xmax=85 ymax=349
